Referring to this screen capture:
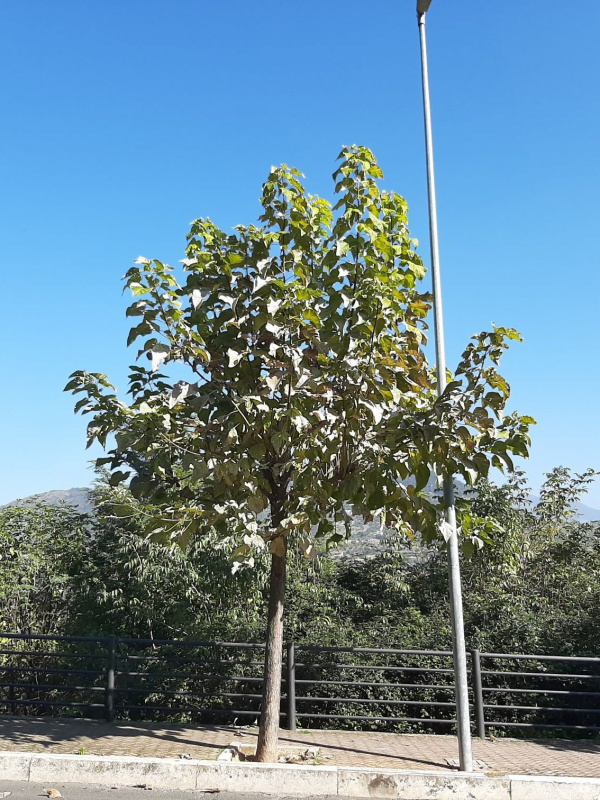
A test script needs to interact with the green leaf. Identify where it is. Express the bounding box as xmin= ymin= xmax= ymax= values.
xmin=108 ymin=470 xmax=130 ymax=487
xmin=415 ymin=462 xmax=430 ymax=492
xmin=129 ymin=282 xmax=150 ymax=297
xmin=271 ymin=432 xmax=285 ymax=454
xmin=374 ymin=233 xmax=393 ymax=259
xmin=249 ymin=443 xmax=266 ymax=460
xmin=336 ymin=239 xmax=349 ymax=257
xmin=192 ymin=460 xmax=209 ymax=481
xmin=303 ymin=308 xmax=321 ymax=327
